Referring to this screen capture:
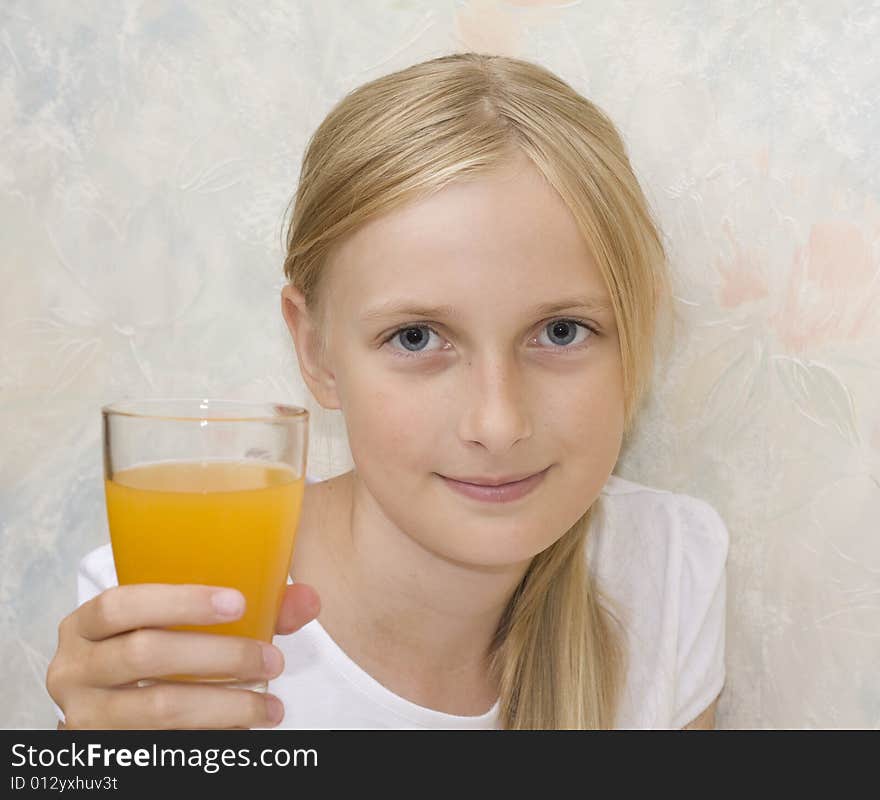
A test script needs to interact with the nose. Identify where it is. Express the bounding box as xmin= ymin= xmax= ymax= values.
xmin=456 ymin=354 xmax=533 ymax=452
